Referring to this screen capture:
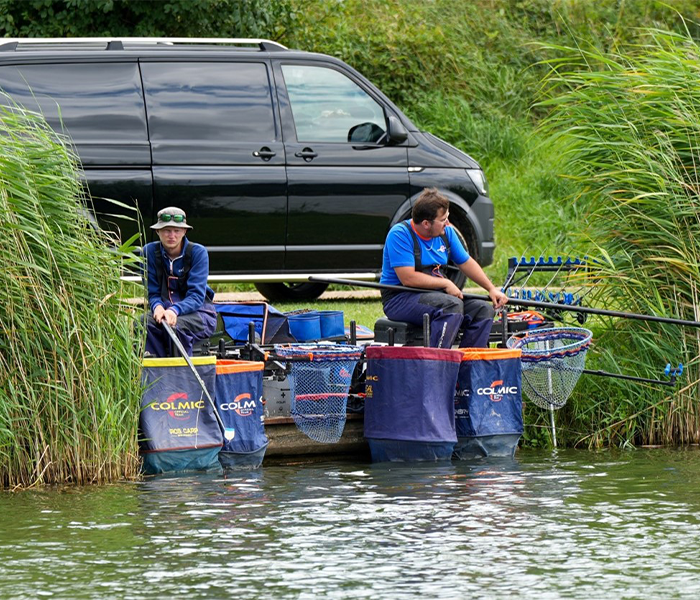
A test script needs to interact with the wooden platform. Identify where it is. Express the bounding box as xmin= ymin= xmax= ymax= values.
xmin=264 ymin=413 xmax=369 ymax=460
